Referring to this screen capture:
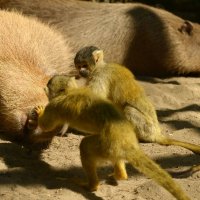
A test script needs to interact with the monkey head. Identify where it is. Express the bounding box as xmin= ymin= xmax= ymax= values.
xmin=45 ymin=75 xmax=77 ymax=100
xmin=74 ymin=46 xmax=105 ymax=78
